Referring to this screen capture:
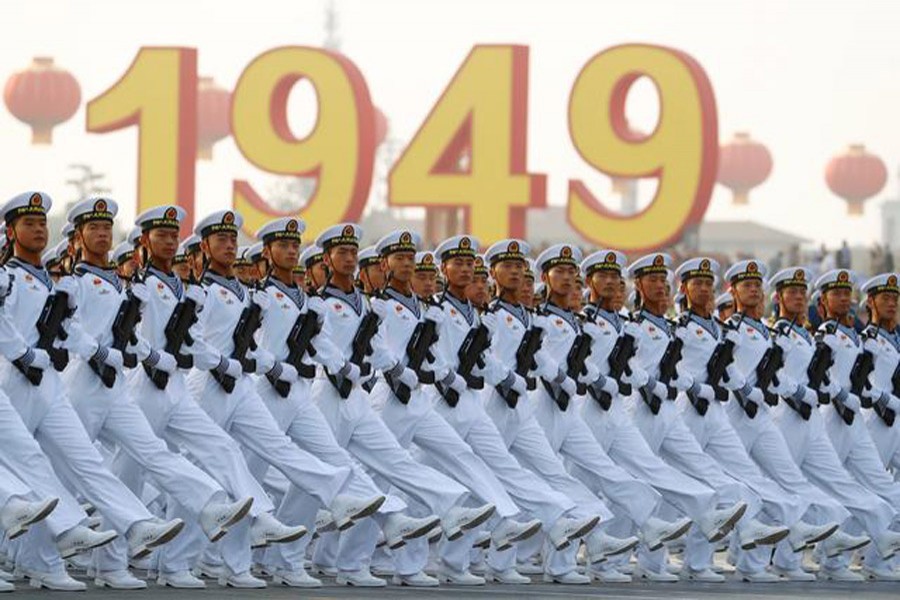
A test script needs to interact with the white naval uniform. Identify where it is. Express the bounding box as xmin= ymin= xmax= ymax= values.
xmin=375 ymin=291 xmax=571 ymax=573
xmin=188 ymin=273 xmax=351 ymax=513
xmin=629 ymin=309 xmax=764 ymax=573
xmin=249 ymin=277 xmax=405 ymax=576
xmin=526 ymin=302 xmax=661 ymax=529
xmin=860 ymin=325 xmax=900 ymax=470
xmin=770 ymin=319 xmax=891 ymax=572
xmin=309 ymin=283 xmax=468 ymax=520
xmin=61 ymin=262 xmax=227 ymax=573
xmin=371 ymin=289 xmax=519 ymax=521
xmin=674 ymin=311 xmax=804 ymax=571
xmin=482 ymin=302 xmax=614 ymax=576
xmin=816 ymin=320 xmax=900 ymax=568
xmin=724 ymin=313 xmax=851 ymax=572
xmin=112 ymin=266 xmax=275 ymax=576
xmin=578 ymin=305 xmax=718 ymax=523
xmin=0 ymin=259 xmax=154 ymax=535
